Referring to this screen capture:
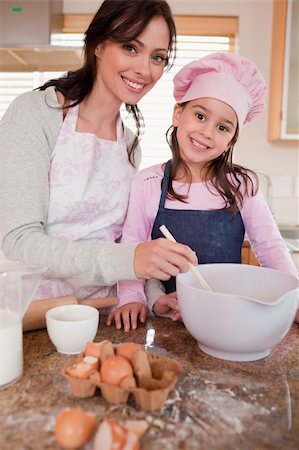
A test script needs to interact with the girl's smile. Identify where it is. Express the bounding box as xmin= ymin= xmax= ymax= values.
xmin=190 ymin=137 xmax=210 ymax=151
